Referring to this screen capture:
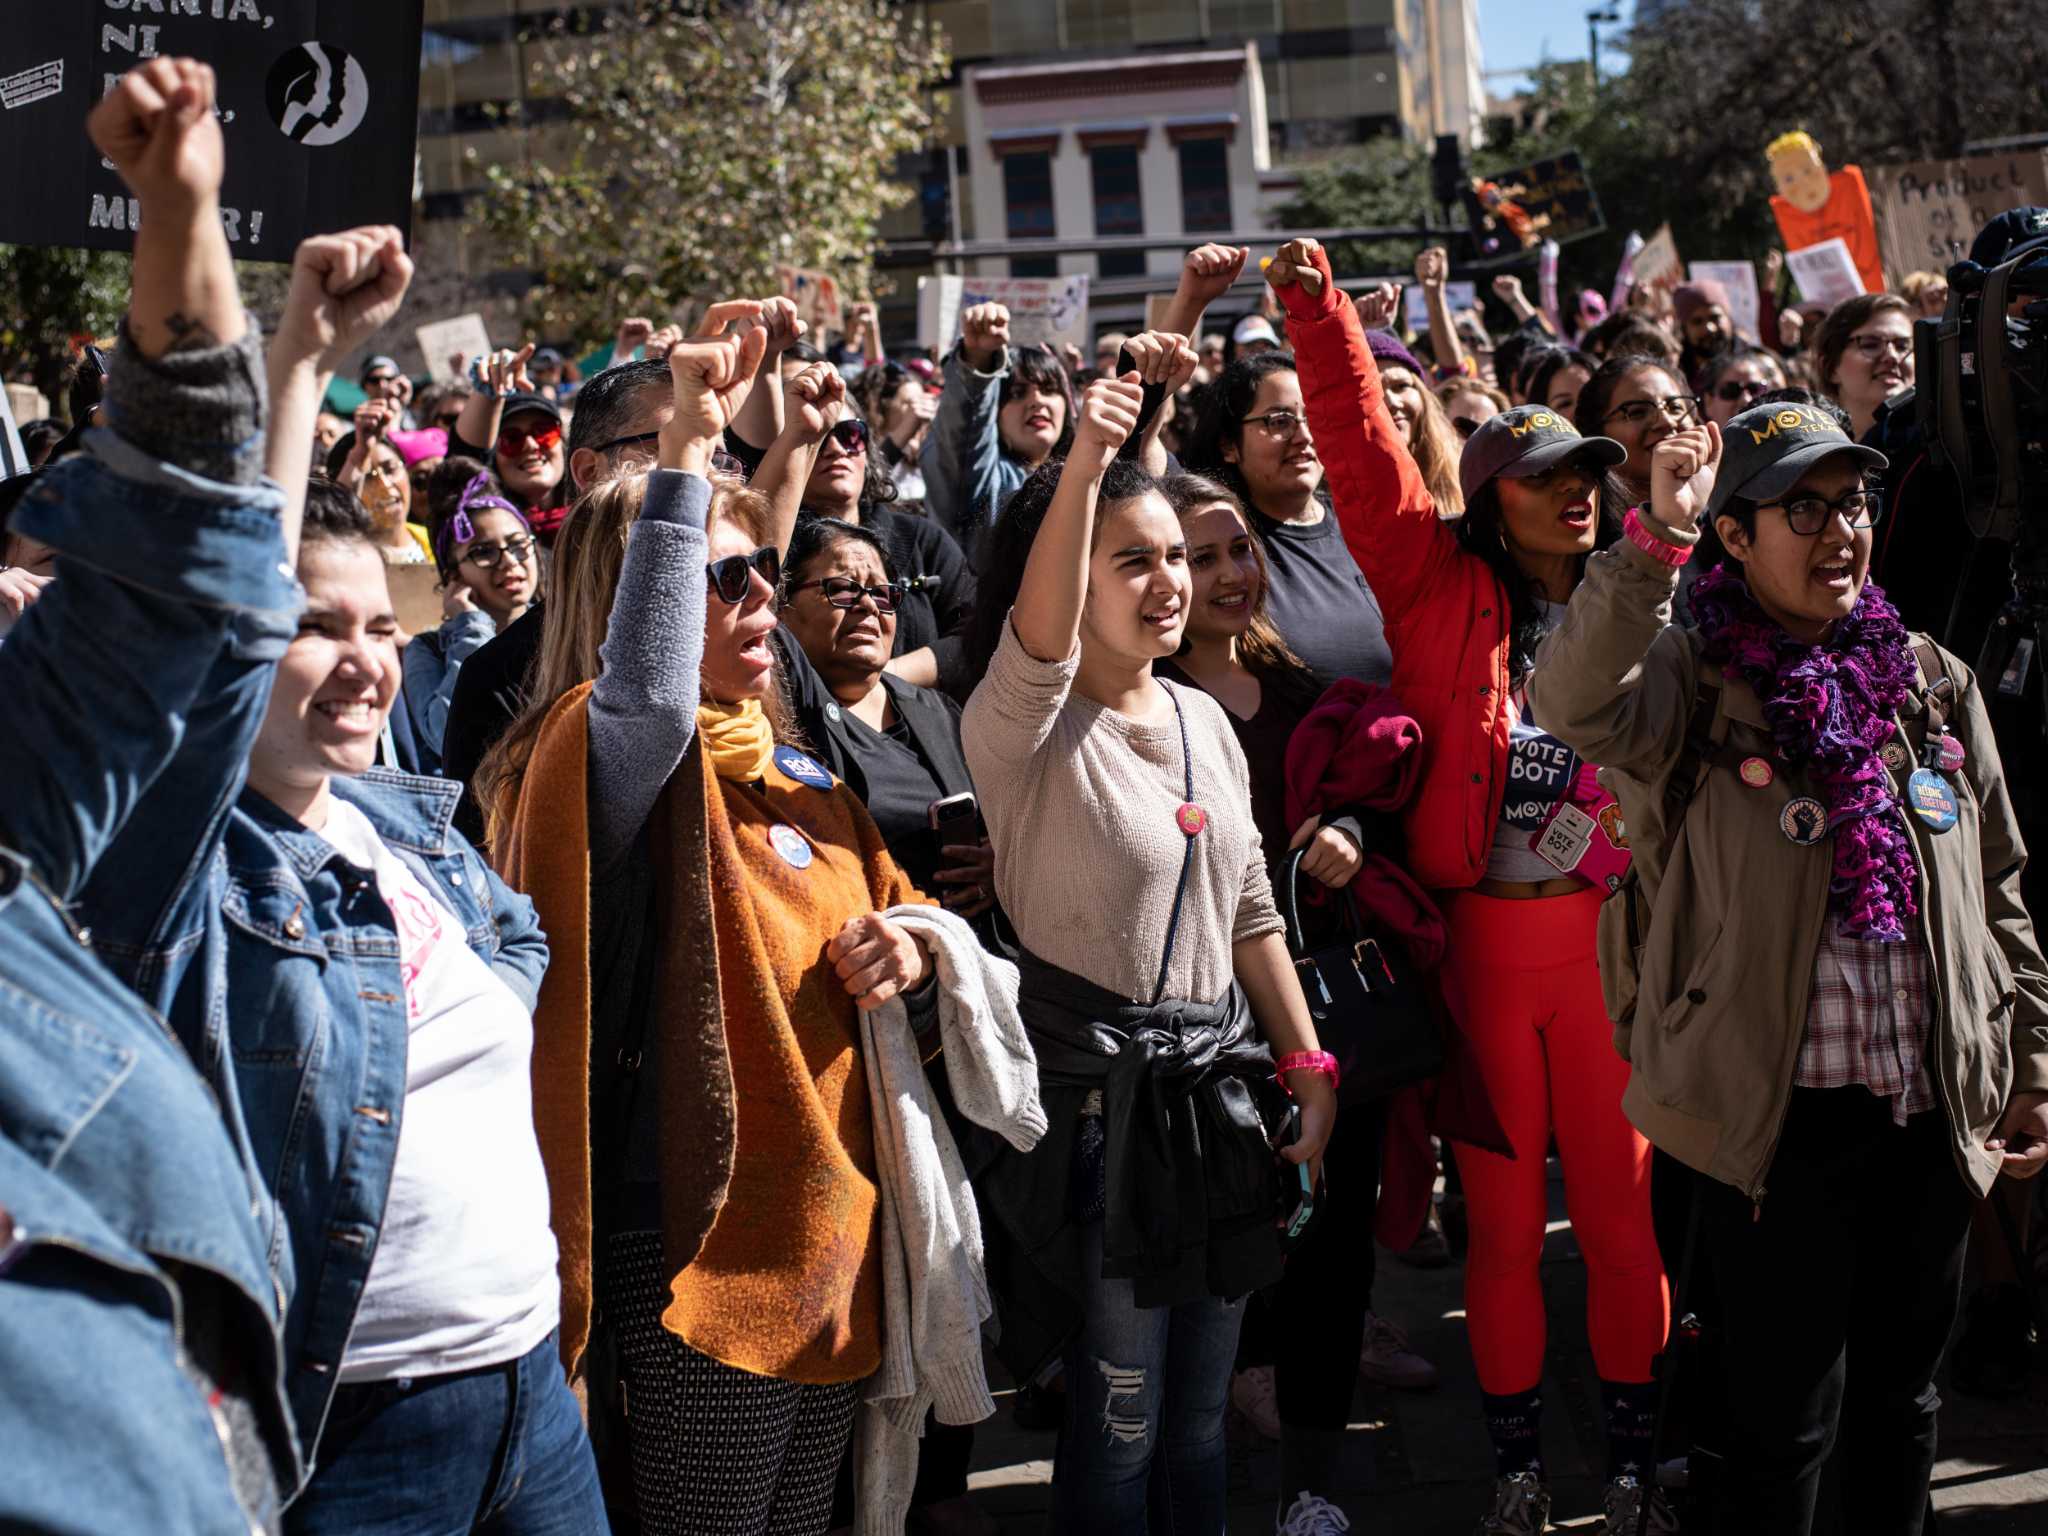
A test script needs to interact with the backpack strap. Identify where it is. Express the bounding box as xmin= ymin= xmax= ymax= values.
xmin=1911 ymin=636 xmax=1954 ymax=733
